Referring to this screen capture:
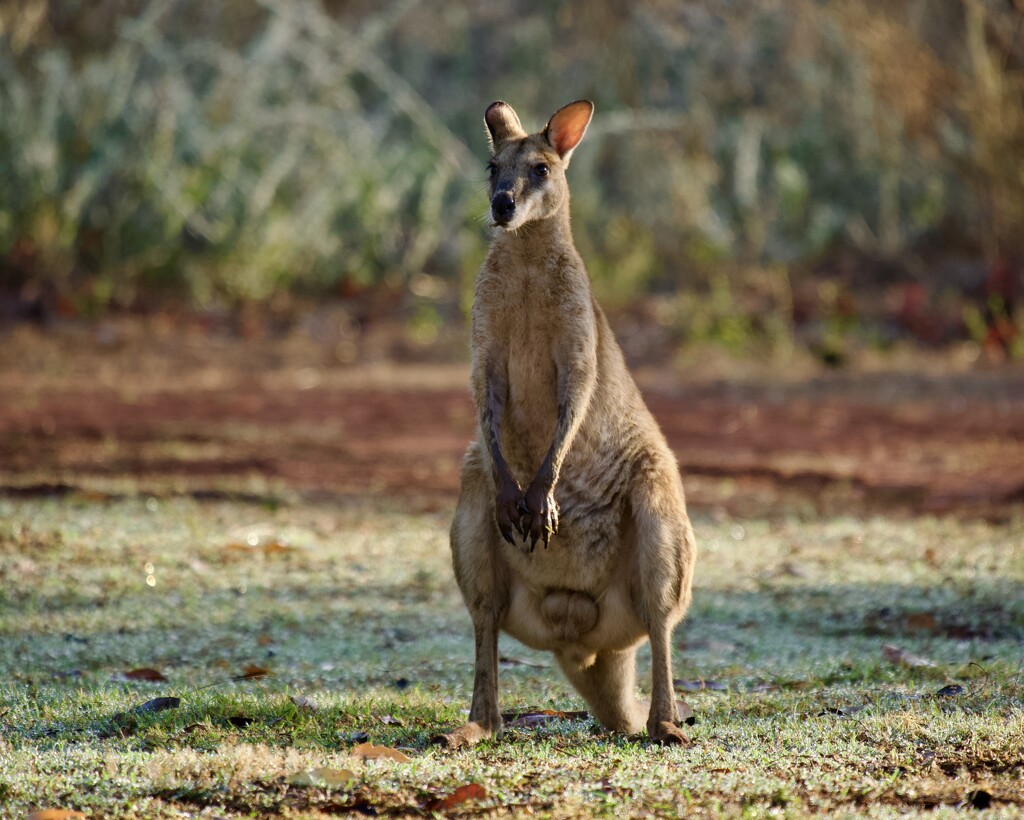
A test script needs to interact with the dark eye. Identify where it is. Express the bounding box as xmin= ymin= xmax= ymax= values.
xmin=487 ymin=163 xmax=497 ymax=178
xmin=534 ymin=163 xmax=549 ymax=177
